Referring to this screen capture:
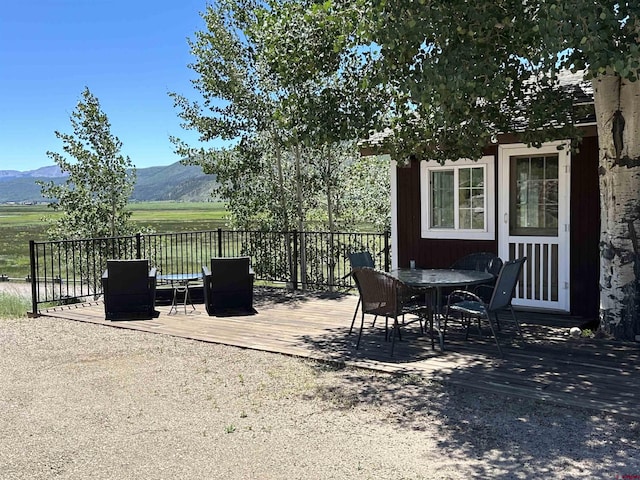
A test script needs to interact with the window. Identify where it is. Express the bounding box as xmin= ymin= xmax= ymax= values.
xmin=420 ymin=156 xmax=495 ymax=240
xmin=509 ymin=154 xmax=559 ymax=236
